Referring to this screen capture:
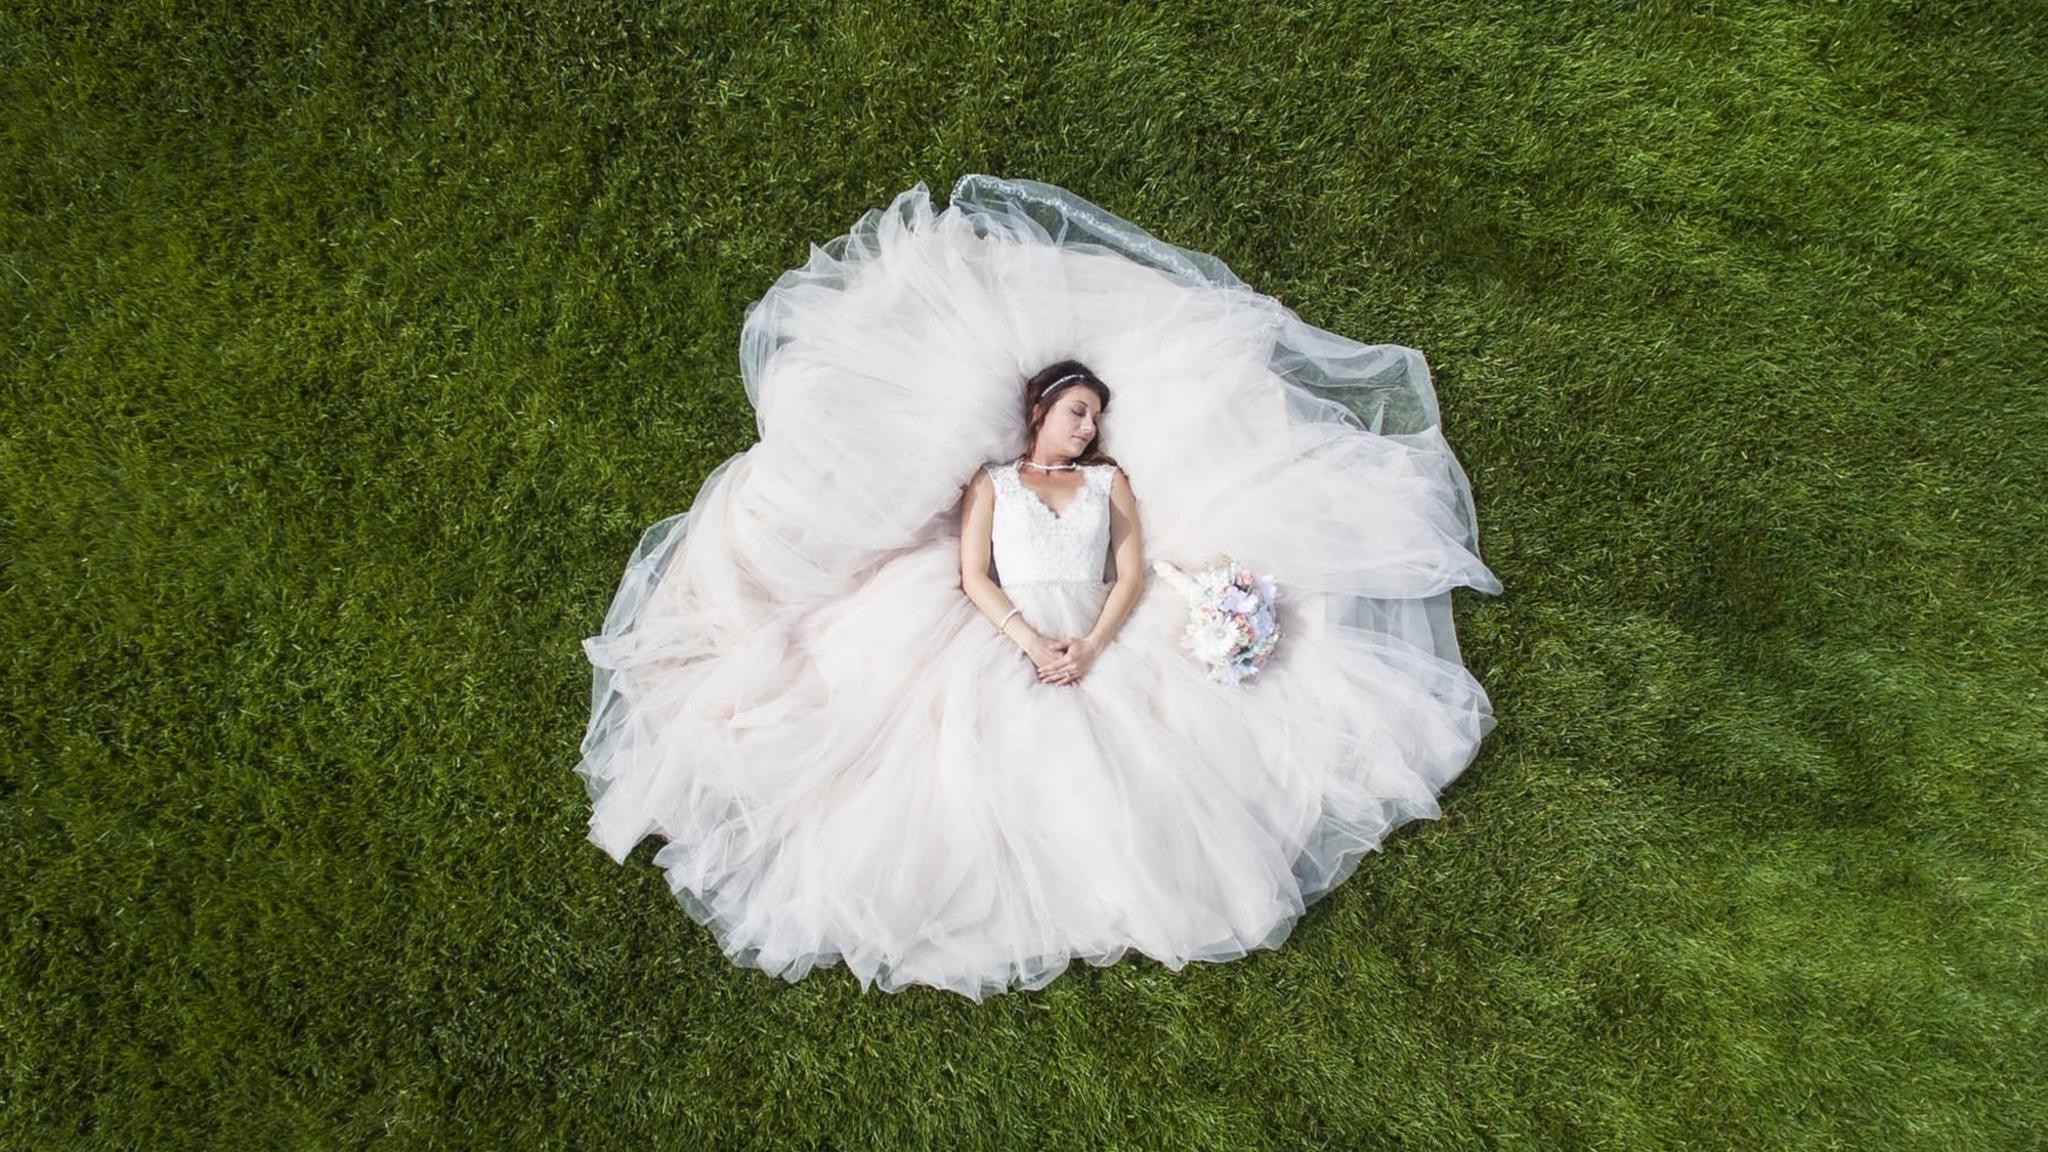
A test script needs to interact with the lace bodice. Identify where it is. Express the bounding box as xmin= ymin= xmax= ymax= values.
xmin=986 ymin=461 xmax=1114 ymax=584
